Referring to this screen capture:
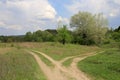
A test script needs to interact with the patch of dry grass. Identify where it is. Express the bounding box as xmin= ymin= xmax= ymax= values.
xmin=18 ymin=42 xmax=100 ymax=60
xmin=0 ymin=43 xmax=47 ymax=80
